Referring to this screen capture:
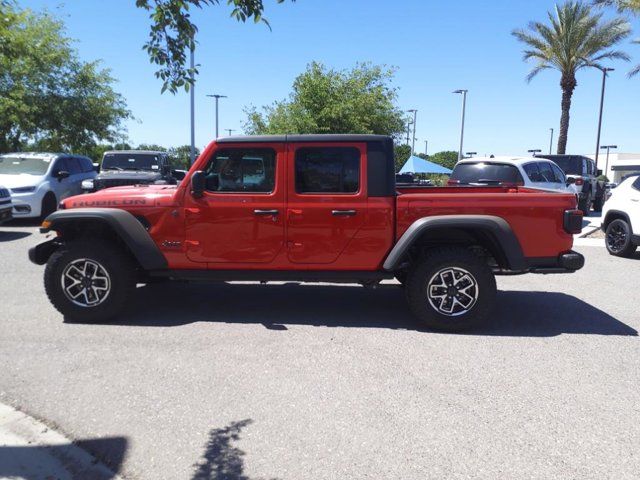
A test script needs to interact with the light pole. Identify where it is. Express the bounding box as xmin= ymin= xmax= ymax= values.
xmin=189 ymin=44 xmax=195 ymax=166
xmin=453 ymin=90 xmax=468 ymax=162
xmin=407 ymin=109 xmax=418 ymax=154
xmin=549 ymin=128 xmax=554 ymax=155
xmin=594 ymin=67 xmax=614 ymax=170
xmin=600 ymin=145 xmax=617 ymax=178
xmin=225 ymin=129 xmax=235 ymax=136
xmin=206 ymin=94 xmax=227 ymax=139
xmin=424 ymin=140 xmax=428 ymax=156
xmin=528 ymin=149 xmax=541 ymax=156
xmin=406 ymin=119 xmax=413 ymax=146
